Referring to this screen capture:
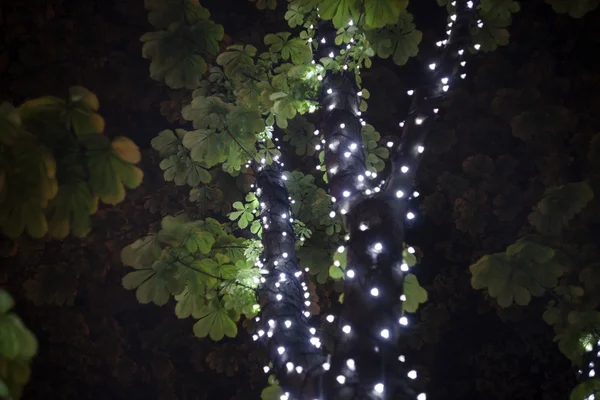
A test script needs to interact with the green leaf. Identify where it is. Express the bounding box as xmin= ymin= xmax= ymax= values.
xmin=45 ymin=181 xmax=96 ymax=238
xmin=0 ymin=314 xmax=38 ymax=361
xmin=121 ymin=235 xmax=162 ymax=269
xmin=0 ymin=292 xmax=14 ymax=315
xmin=186 ymin=229 xmax=215 ymax=254
xmin=151 ymin=129 xmax=185 ymax=157
xmin=182 ymin=129 xmax=228 ymax=168
xmin=122 ymin=260 xmax=185 ymax=306
xmin=141 ymin=21 xmax=224 ymax=89
xmin=319 ymin=0 xmax=360 ymax=28
xmin=216 ymin=45 xmax=257 ymax=79
xmin=192 ymin=298 xmax=238 ymax=340
xmin=367 ymin=13 xmax=422 ymax=65
xmin=261 ymin=384 xmax=284 ymax=400
xmin=84 ymin=136 xmax=143 ymax=205
xmin=174 ymin=286 xmax=204 ymax=319
xmin=144 ymin=0 xmax=210 ymax=29
xmin=528 ymin=181 xmax=593 ymax=236
xmin=545 ymin=0 xmax=599 ymax=18
xmin=264 ymin=33 xmax=311 ymax=65
xmin=284 ymin=4 xmax=304 ymax=28
xmin=364 ymin=0 xmax=408 ymax=28
xmin=403 ymin=274 xmax=428 ymax=312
